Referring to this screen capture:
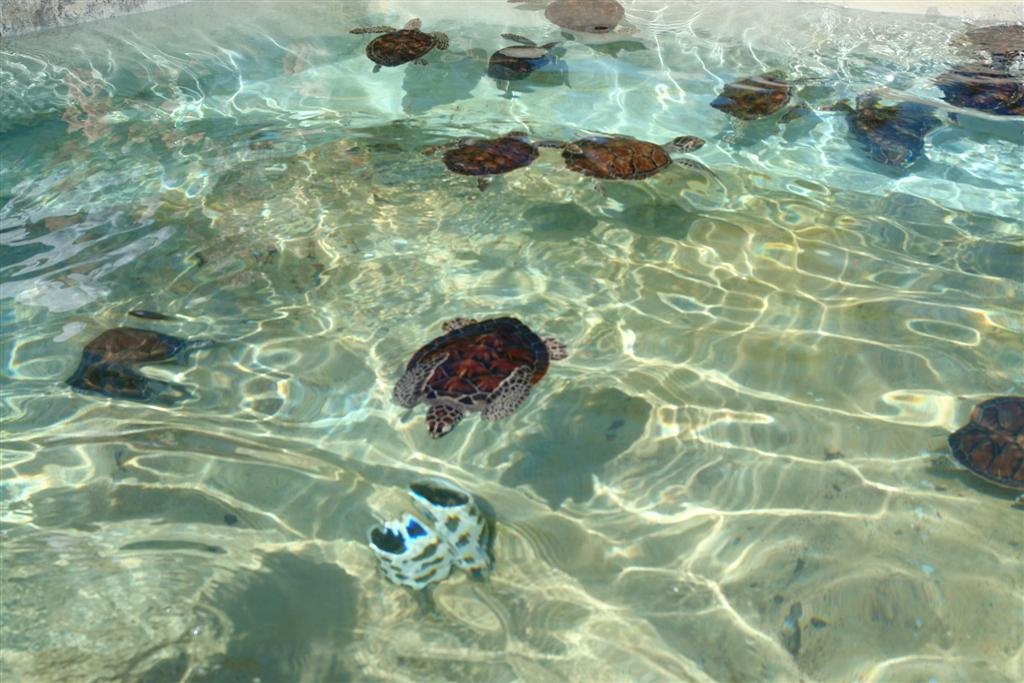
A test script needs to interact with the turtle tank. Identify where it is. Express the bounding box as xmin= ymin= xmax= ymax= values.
xmin=1 ymin=1 xmax=1022 ymax=682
